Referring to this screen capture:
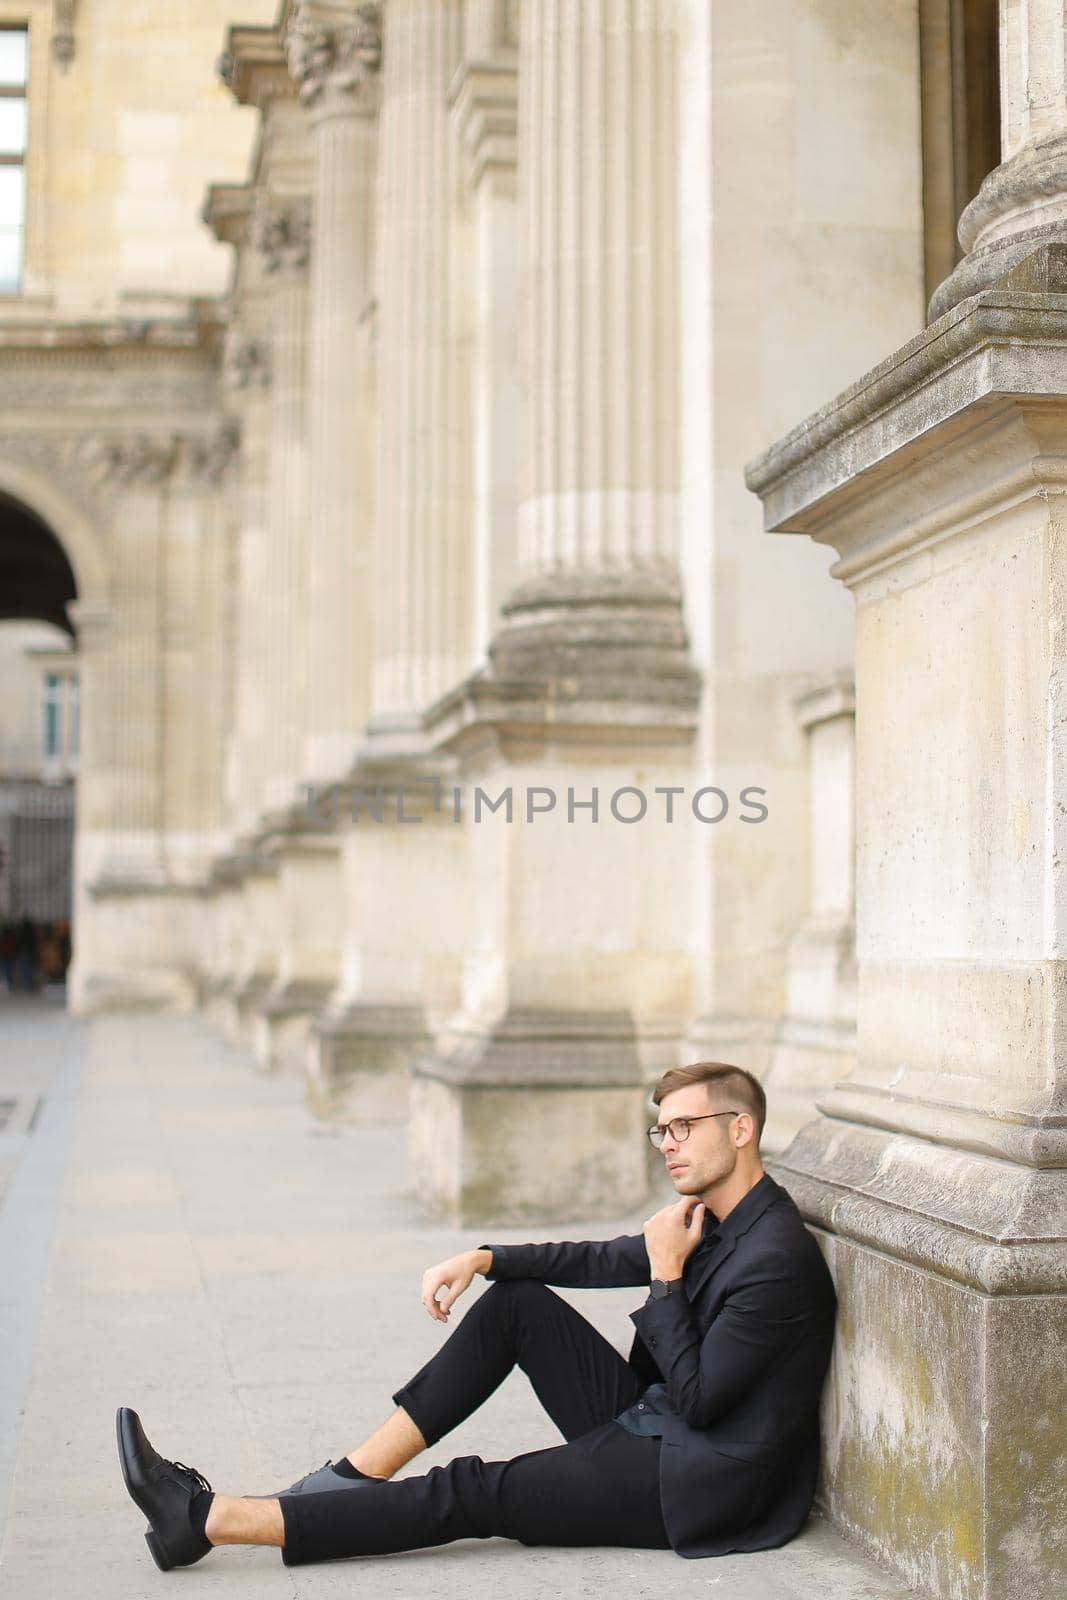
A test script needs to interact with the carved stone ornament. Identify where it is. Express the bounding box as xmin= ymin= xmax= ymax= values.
xmin=223 ymin=327 xmax=272 ymax=391
xmin=284 ymin=0 xmax=382 ymax=109
xmin=250 ymin=197 xmax=312 ymax=275
xmin=52 ymin=0 xmax=77 ymax=71
xmin=99 ymin=435 xmax=179 ymax=486
xmin=184 ymin=422 xmax=241 ymax=486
